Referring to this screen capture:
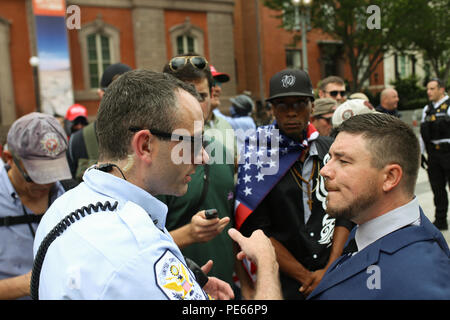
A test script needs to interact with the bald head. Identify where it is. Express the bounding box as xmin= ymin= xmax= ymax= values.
xmin=380 ymin=88 xmax=399 ymax=111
